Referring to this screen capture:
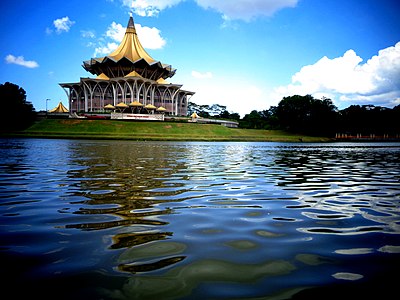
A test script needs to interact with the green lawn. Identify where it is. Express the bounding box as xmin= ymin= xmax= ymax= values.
xmin=16 ymin=119 xmax=332 ymax=142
